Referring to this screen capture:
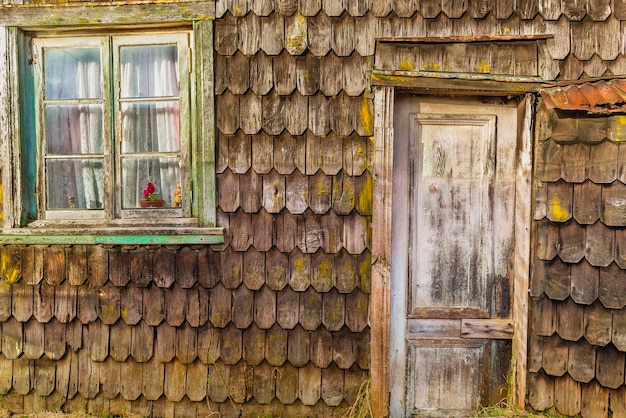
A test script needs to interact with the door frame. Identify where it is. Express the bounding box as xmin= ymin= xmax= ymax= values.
xmin=369 ymin=80 xmax=536 ymax=417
